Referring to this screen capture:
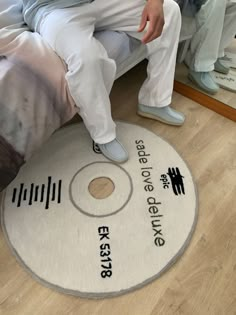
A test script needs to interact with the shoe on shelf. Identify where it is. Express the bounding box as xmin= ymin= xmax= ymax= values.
xmin=188 ymin=70 xmax=219 ymax=95
xmin=98 ymin=138 xmax=129 ymax=164
xmin=214 ymin=58 xmax=230 ymax=74
xmin=137 ymin=104 xmax=185 ymax=126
